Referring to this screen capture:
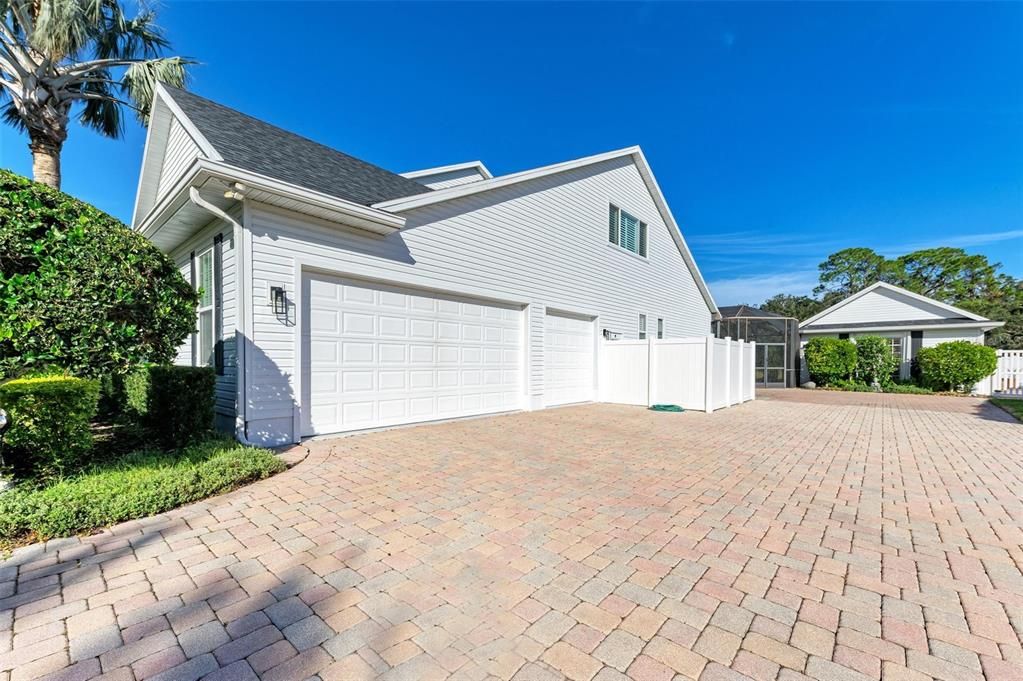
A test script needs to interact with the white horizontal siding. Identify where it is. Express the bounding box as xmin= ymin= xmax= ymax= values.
xmin=411 ymin=167 xmax=488 ymax=190
xmin=244 ymin=155 xmax=711 ymax=441
xmin=922 ymin=328 xmax=985 ymax=347
xmin=807 ymin=287 xmax=954 ymax=326
xmin=156 ymin=116 xmax=202 ymax=201
xmin=170 ymin=219 xmax=238 ymax=428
